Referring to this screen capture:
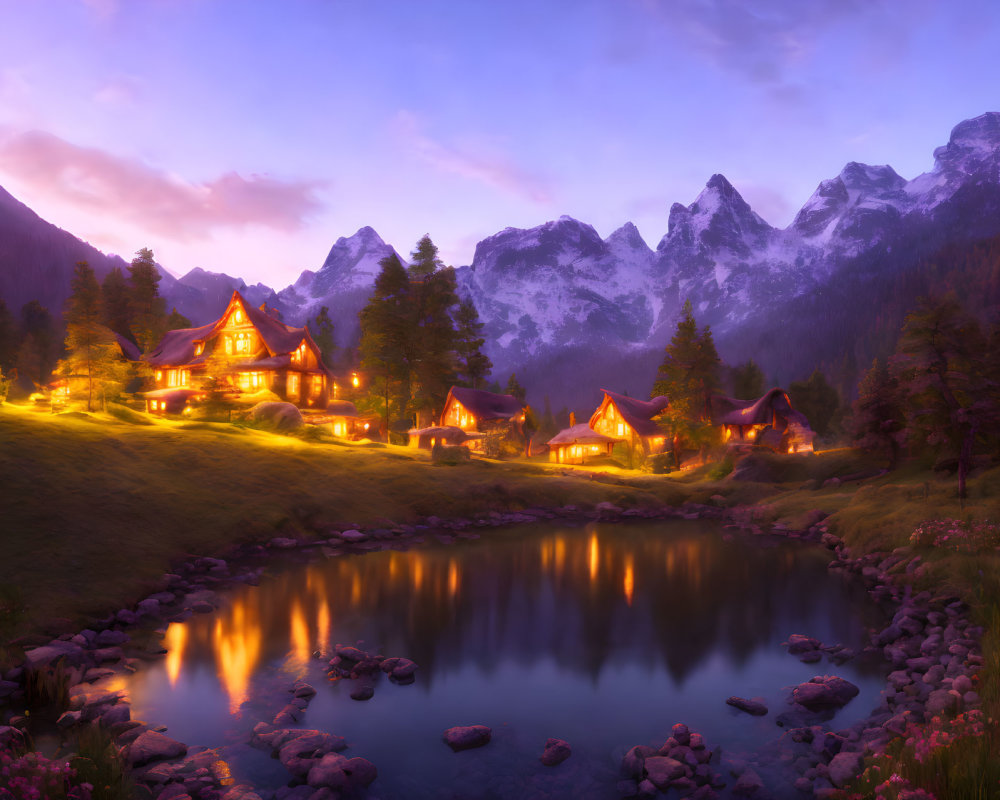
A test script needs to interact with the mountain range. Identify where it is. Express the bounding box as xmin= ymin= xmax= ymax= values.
xmin=3 ymin=112 xmax=1000 ymax=411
